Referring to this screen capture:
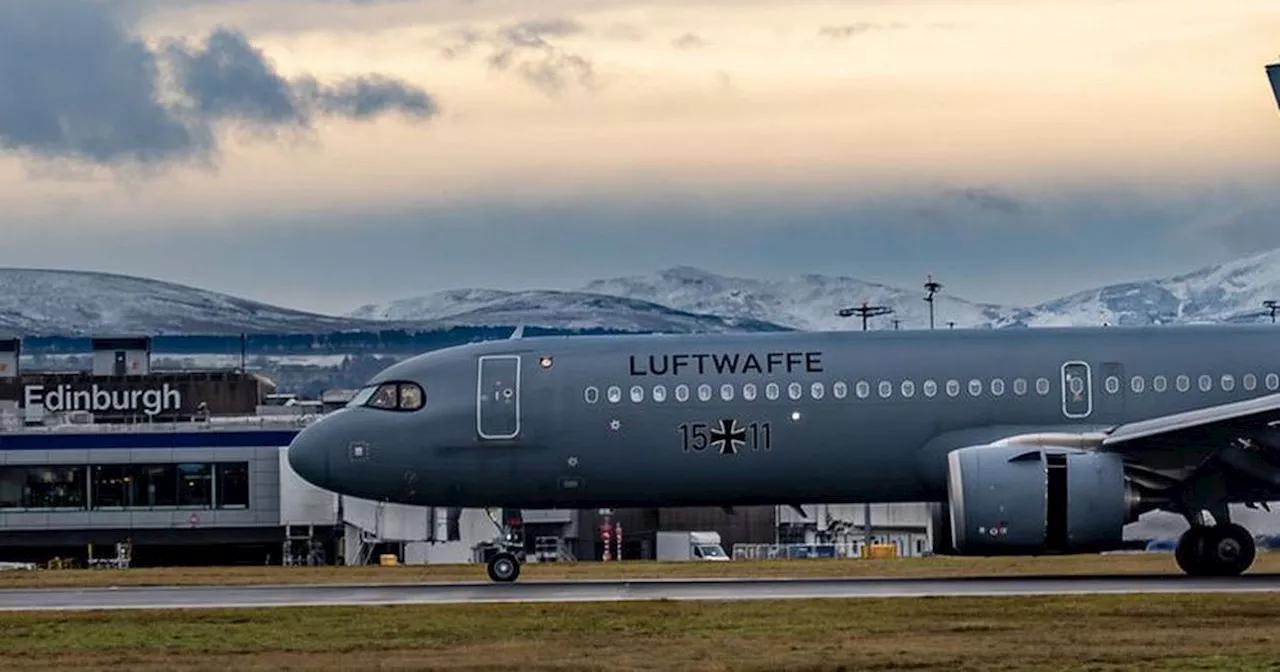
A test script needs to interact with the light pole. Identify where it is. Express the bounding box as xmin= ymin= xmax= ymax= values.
xmin=1265 ymin=300 xmax=1278 ymax=324
xmin=835 ymin=301 xmax=894 ymax=554
xmin=837 ymin=302 xmax=894 ymax=331
xmin=924 ymin=275 xmax=943 ymax=330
